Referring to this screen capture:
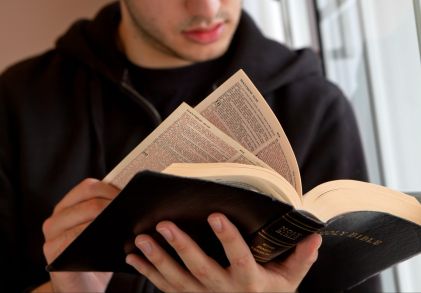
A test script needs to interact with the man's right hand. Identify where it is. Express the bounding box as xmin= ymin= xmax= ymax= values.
xmin=37 ymin=178 xmax=120 ymax=292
